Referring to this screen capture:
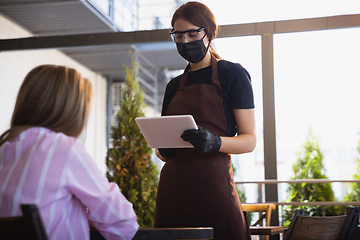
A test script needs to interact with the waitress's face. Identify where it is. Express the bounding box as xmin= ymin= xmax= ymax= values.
xmin=173 ymin=18 xmax=209 ymax=45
